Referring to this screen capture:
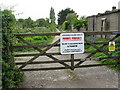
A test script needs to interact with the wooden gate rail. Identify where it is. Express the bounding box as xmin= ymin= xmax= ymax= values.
xmin=16 ymin=56 xmax=120 ymax=65
xmin=14 ymin=49 xmax=120 ymax=57
xmin=14 ymin=31 xmax=119 ymax=36
xmin=12 ymin=41 xmax=120 ymax=48
xmin=13 ymin=31 xmax=120 ymax=71
xmin=22 ymin=62 xmax=120 ymax=71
